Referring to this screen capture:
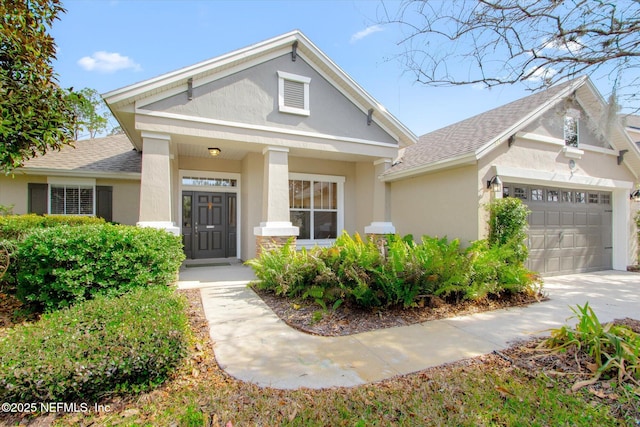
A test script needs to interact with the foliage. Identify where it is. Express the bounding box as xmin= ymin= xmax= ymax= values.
xmin=382 ymin=0 xmax=640 ymax=111
xmin=488 ymin=197 xmax=530 ymax=264
xmin=0 ymin=213 xmax=105 ymax=240
xmin=0 ymin=204 xmax=13 ymax=216
xmin=14 ymin=224 xmax=185 ymax=311
xmin=247 ymin=231 xmax=540 ymax=310
xmin=0 ymin=0 xmax=77 ymax=173
xmin=65 ymin=87 xmax=109 ymax=139
xmin=543 ymin=303 xmax=640 ymax=386
xmin=0 ymin=286 xmax=190 ymax=402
